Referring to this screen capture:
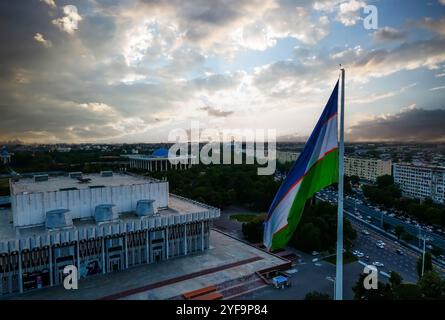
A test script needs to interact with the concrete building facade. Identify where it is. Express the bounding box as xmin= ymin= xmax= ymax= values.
xmin=393 ymin=163 xmax=445 ymax=204
xmin=0 ymin=172 xmax=219 ymax=296
xmin=344 ymin=157 xmax=392 ymax=182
